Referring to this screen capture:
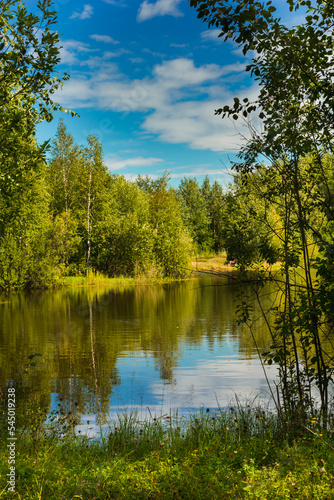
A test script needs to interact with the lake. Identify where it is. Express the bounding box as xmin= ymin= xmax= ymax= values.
xmin=0 ymin=274 xmax=278 ymax=433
